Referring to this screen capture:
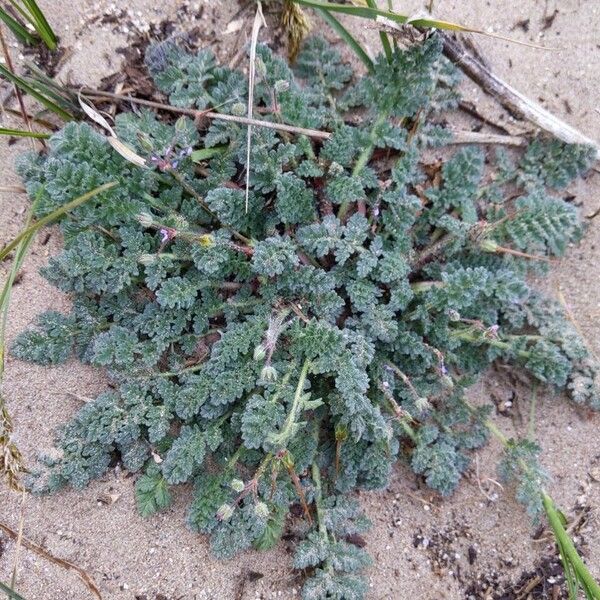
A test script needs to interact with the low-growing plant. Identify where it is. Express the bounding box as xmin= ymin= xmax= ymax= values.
xmin=8 ymin=34 xmax=599 ymax=597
